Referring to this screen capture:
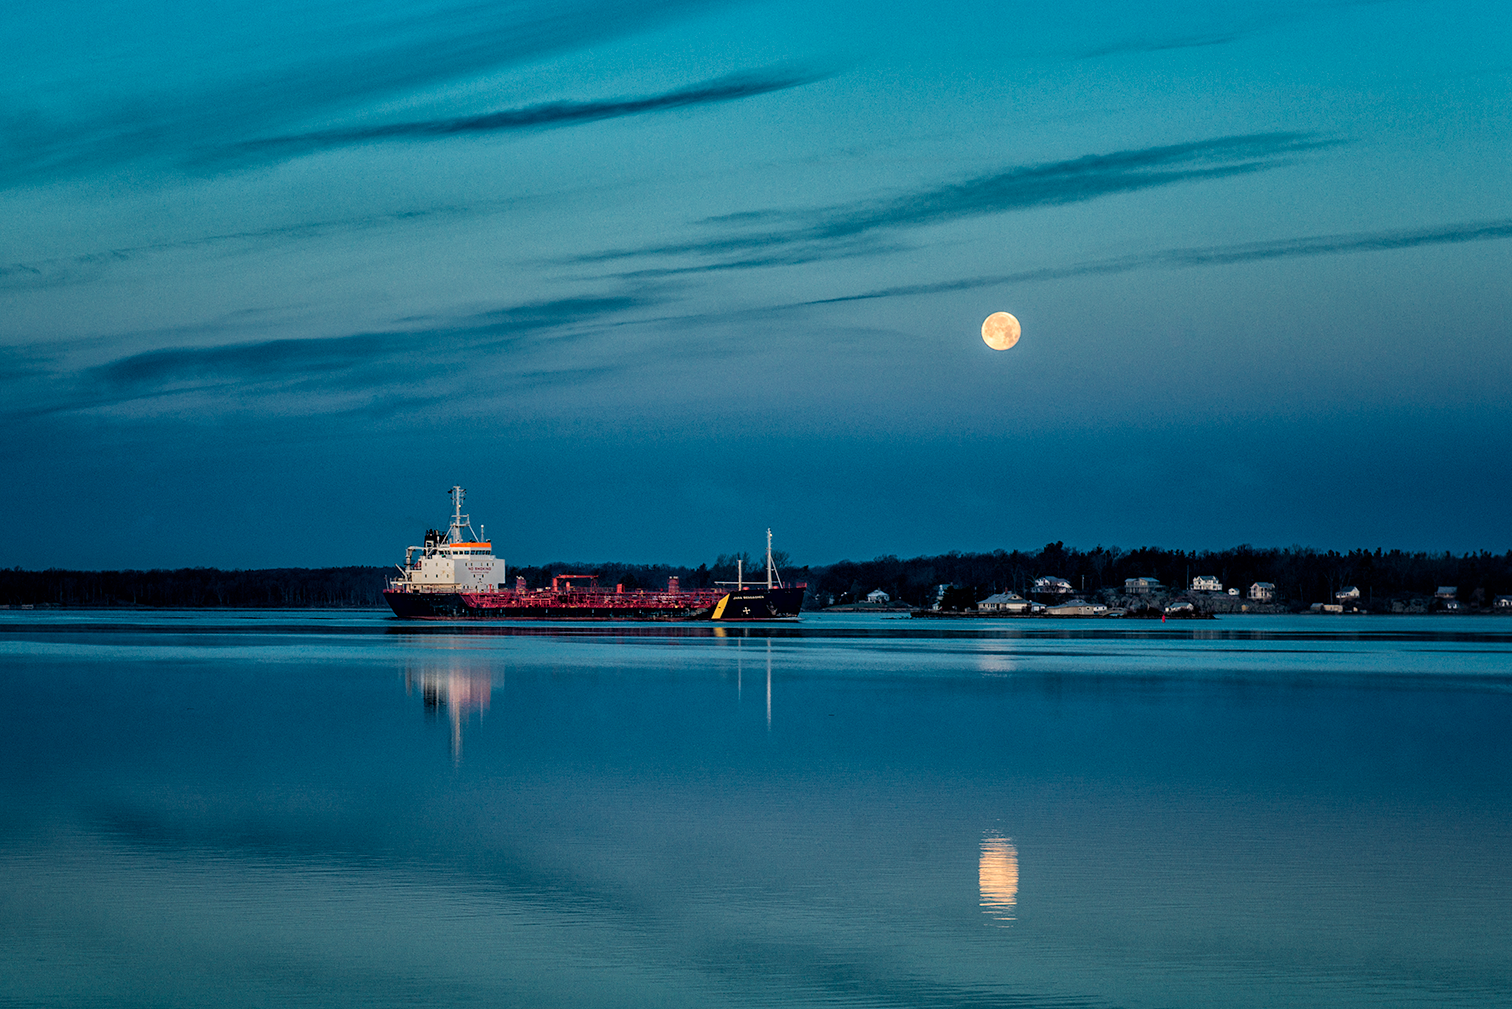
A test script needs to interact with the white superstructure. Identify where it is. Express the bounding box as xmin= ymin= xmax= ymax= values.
xmin=390 ymin=486 xmax=504 ymax=594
